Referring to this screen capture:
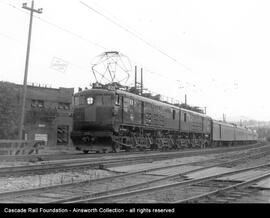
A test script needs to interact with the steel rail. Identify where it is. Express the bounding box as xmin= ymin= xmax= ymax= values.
xmin=1 ymin=147 xmax=269 ymax=202
xmin=0 ymin=142 xmax=264 ymax=161
xmin=66 ymin=162 xmax=270 ymax=203
xmin=0 ymin=142 xmax=267 ymax=177
xmin=174 ymin=172 xmax=270 ymax=203
xmin=50 ymin=150 xmax=270 ymax=203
